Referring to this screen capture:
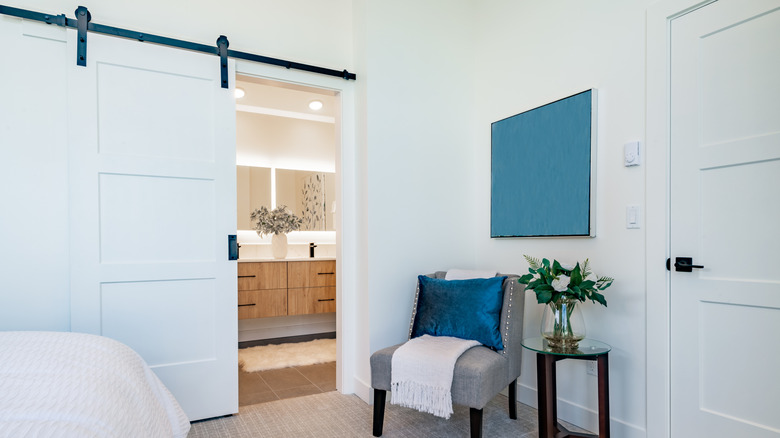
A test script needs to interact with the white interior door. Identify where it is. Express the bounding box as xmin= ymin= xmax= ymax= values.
xmin=67 ymin=31 xmax=238 ymax=420
xmin=670 ymin=1 xmax=780 ymax=436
